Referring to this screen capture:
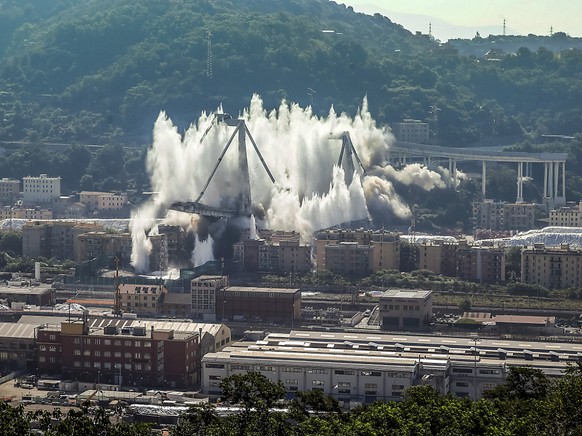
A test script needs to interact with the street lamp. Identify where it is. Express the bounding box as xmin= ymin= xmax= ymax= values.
xmin=470 ymin=335 xmax=480 ymax=400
